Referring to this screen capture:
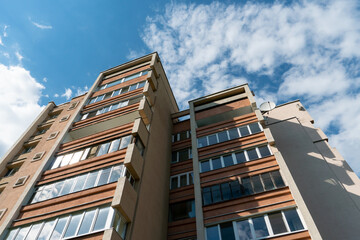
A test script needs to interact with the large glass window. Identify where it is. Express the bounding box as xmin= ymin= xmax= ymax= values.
xmin=169 ymin=200 xmax=195 ymax=222
xmin=31 ymin=165 xmax=133 ymax=204
xmin=81 ymin=95 xmax=142 ymax=121
xmin=50 ymin=135 xmax=132 ymax=170
xmin=96 ymin=70 xmax=148 ymax=91
xmin=170 ymin=172 xmax=193 ymax=190
xmin=5 ymin=205 xmax=123 ymax=240
xmin=199 ymin=145 xmax=272 ymax=173
xmin=206 ymin=208 xmax=305 ymax=240
xmin=171 ymin=148 xmax=192 ymax=163
xmin=197 ymin=122 xmax=263 ymax=148
xmin=202 ymin=171 xmax=285 ymax=206
xmin=172 ymin=130 xmax=191 ymax=142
